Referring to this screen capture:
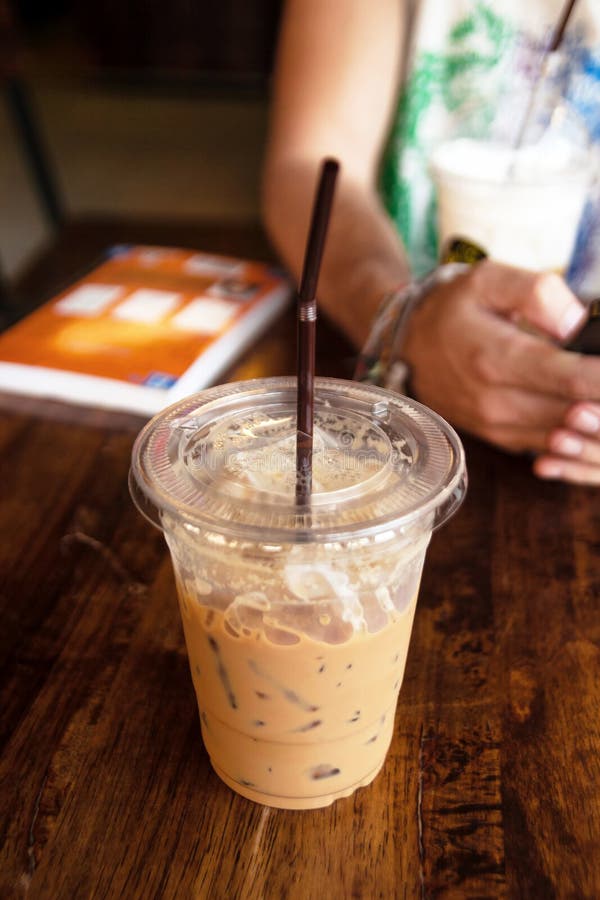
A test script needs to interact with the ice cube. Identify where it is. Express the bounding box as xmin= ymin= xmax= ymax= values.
xmin=235 ymin=591 xmax=270 ymax=610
